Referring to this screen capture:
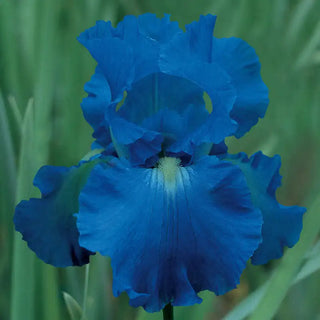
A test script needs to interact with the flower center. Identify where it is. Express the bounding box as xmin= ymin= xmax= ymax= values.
xmin=157 ymin=157 xmax=181 ymax=184
xmin=156 ymin=157 xmax=183 ymax=194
